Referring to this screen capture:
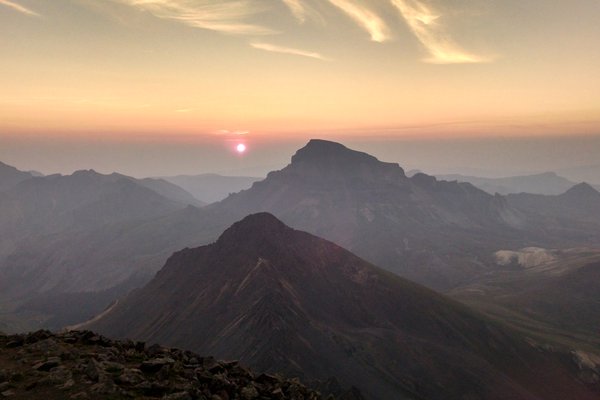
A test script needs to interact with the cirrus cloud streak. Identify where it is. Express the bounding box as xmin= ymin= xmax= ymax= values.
xmin=251 ymin=42 xmax=330 ymax=61
xmin=111 ymin=0 xmax=491 ymax=64
xmin=118 ymin=0 xmax=275 ymax=35
xmin=326 ymin=0 xmax=390 ymax=42
xmin=0 ymin=0 xmax=39 ymax=16
xmin=391 ymin=0 xmax=489 ymax=64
